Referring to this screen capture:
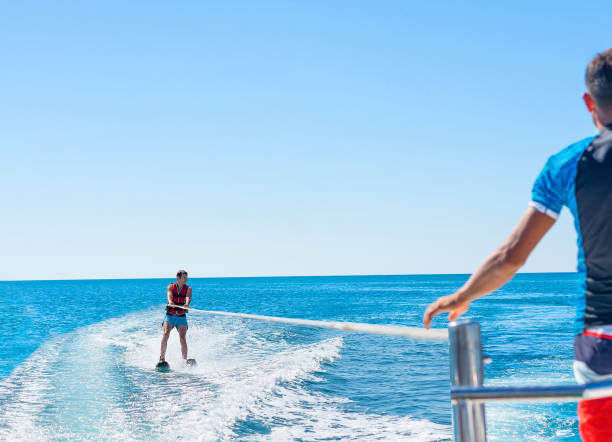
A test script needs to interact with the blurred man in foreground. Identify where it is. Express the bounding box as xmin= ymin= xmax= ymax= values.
xmin=423 ymin=49 xmax=612 ymax=441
